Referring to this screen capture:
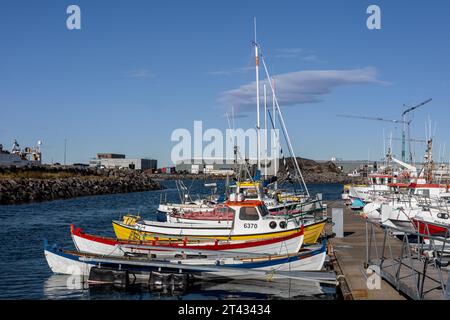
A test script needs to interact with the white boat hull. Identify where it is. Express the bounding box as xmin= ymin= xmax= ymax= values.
xmin=71 ymin=230 xmax=304 ymax=257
